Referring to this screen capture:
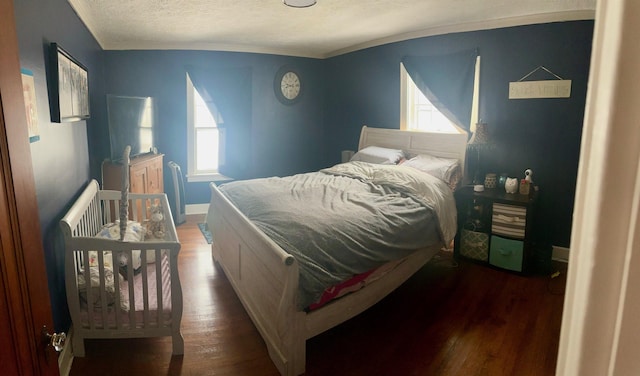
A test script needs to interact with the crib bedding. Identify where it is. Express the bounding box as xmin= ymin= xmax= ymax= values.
xmin=218 ymin=161 xmax=456 ymax=309
xmin=77 ymin=250 xmax=121 ymax=309
xmin=78 ymin=218 xmax=167 ymax=312
xmin=78 ymin=251 xmax=173 ymax=329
